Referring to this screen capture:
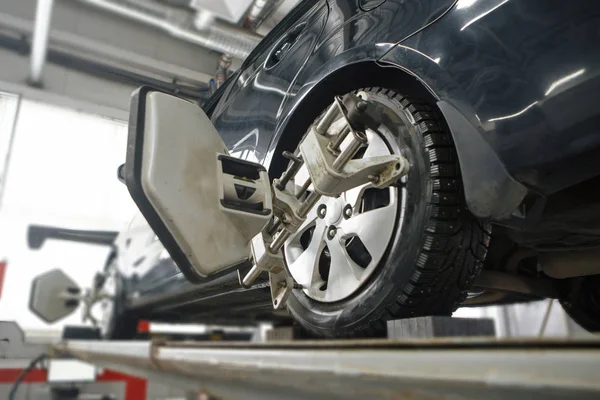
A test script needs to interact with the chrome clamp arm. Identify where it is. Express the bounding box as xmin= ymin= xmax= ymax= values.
xmin=242 ymin=93 xmax=409 ymax=309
